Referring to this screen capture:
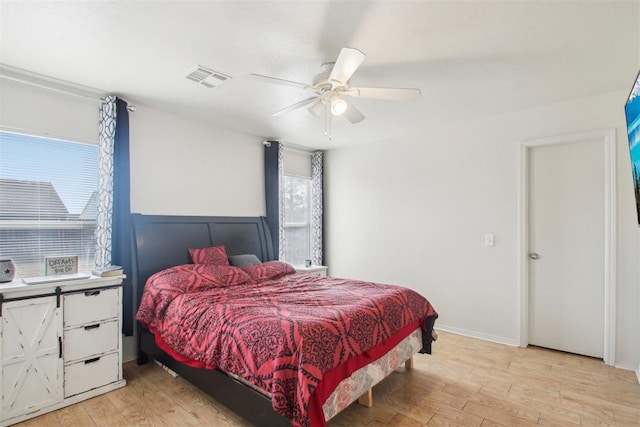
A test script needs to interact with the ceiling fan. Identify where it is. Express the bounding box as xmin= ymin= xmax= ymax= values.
xmin=249 ymin=47 xmax=421 ymax=137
